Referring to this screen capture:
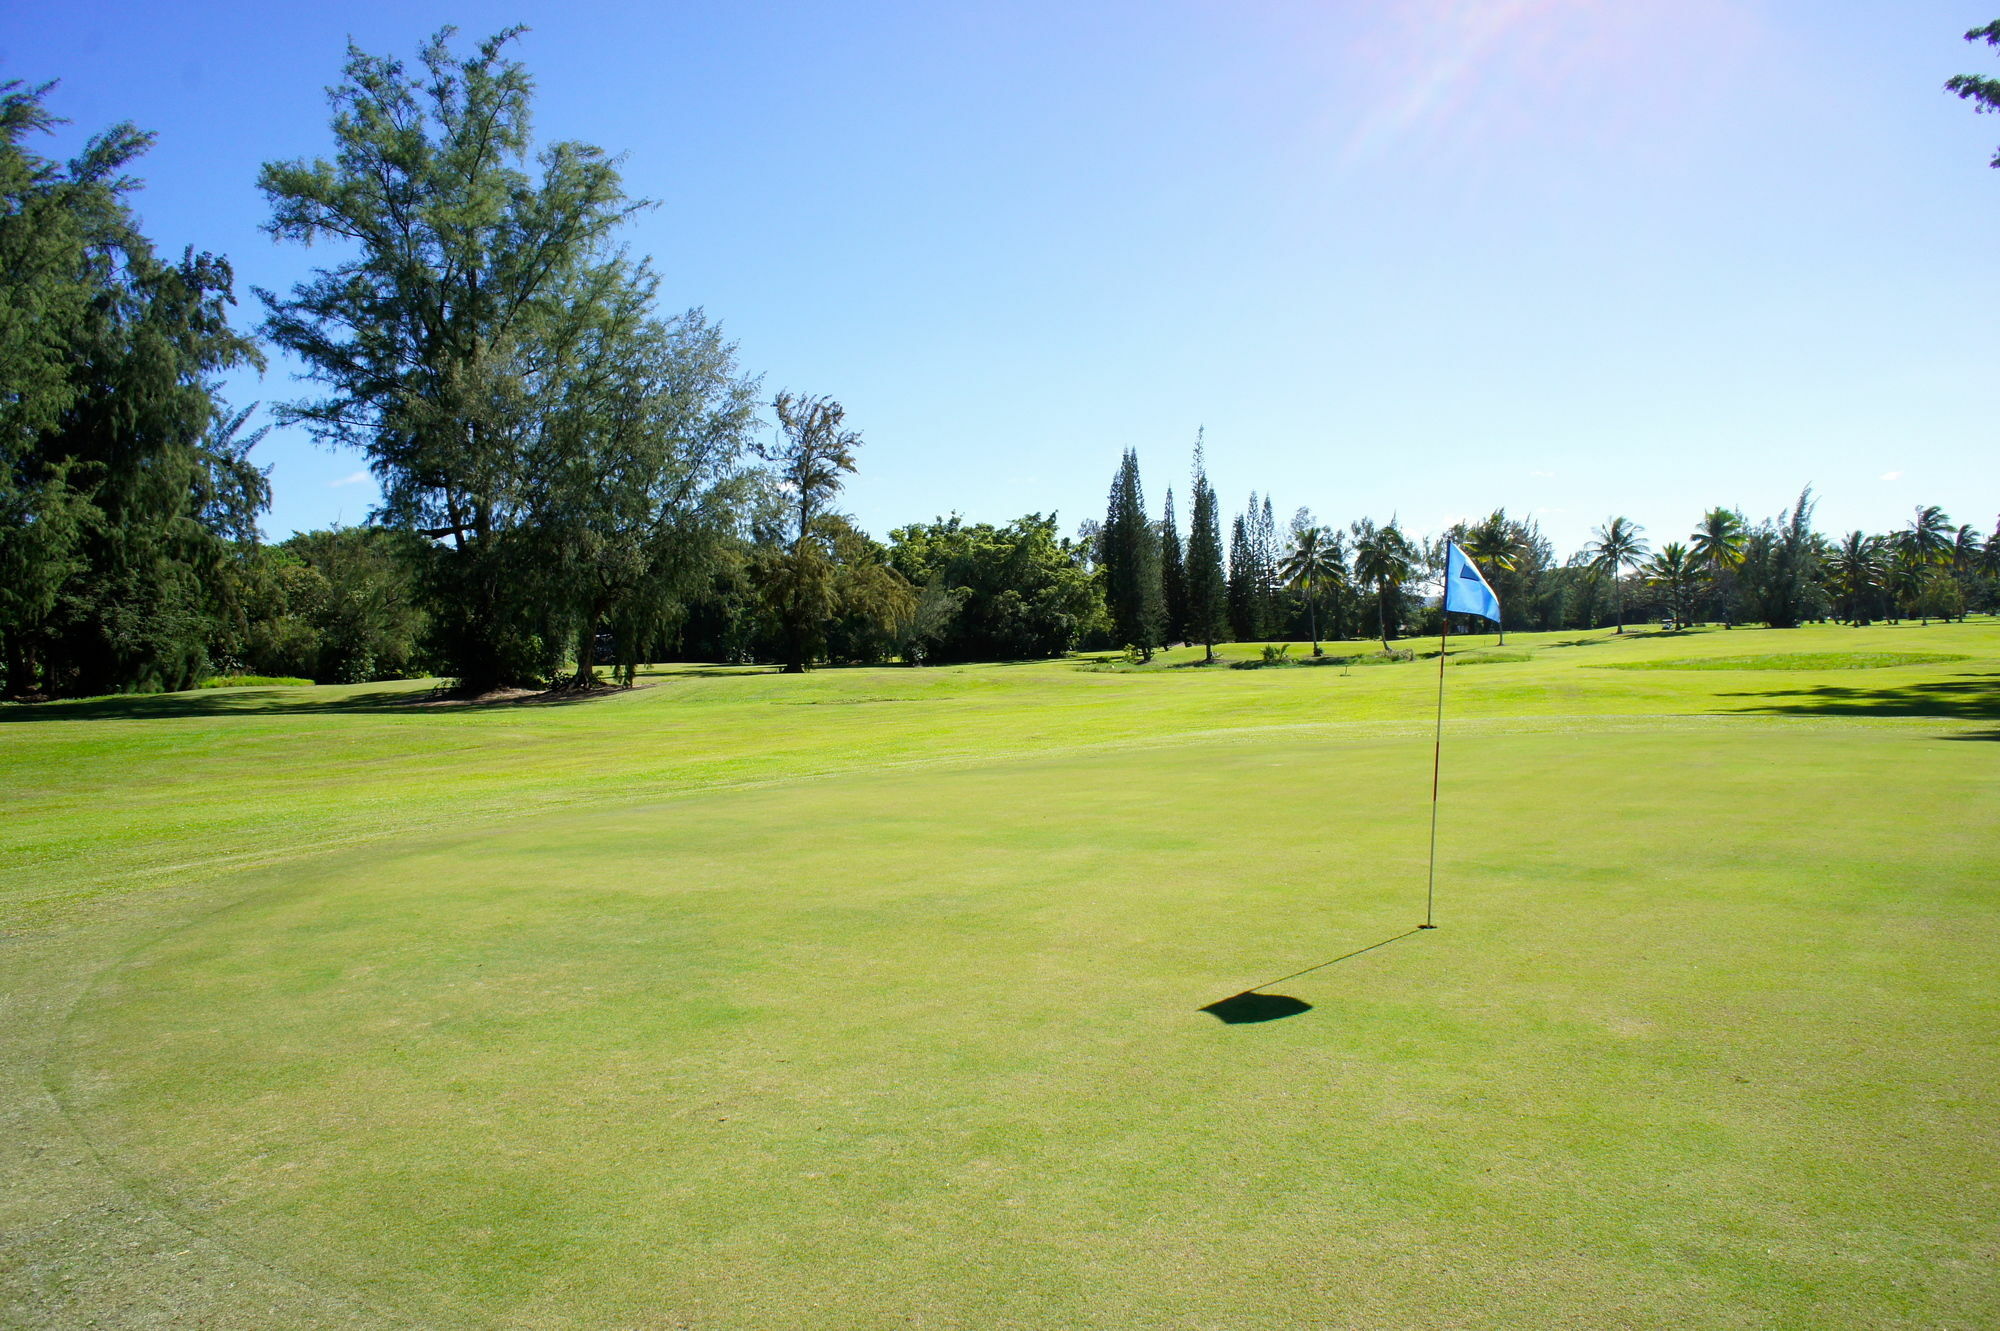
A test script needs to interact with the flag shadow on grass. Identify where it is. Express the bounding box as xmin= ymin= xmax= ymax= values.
xmin=1200 ymin=928 xmax=1426 ymax=1024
